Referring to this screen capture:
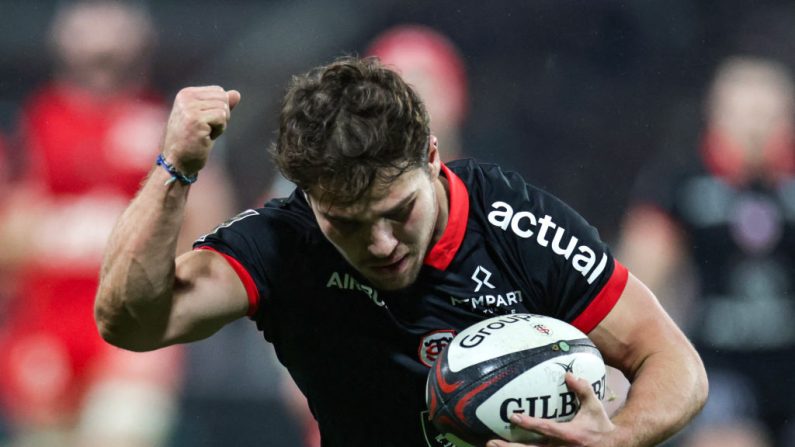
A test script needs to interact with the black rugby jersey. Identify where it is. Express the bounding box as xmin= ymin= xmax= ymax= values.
xmin=195 ymin=159 xmax=628 ymax=447
xmin=629 ymin=145 xmax=795 ymax=436
xmin=632 ymin=150 xmax=795 ymax=354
